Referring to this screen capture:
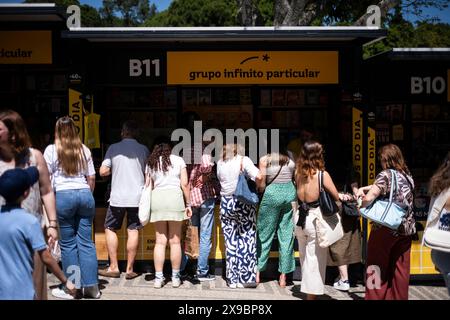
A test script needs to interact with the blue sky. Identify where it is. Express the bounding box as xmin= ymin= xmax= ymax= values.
xmin=1 ymin=0 xmax=449 ymax=24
